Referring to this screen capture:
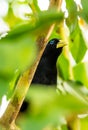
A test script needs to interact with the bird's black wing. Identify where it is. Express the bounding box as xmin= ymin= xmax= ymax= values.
xmin=32 ymin=55 xmax=57 ymax=85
